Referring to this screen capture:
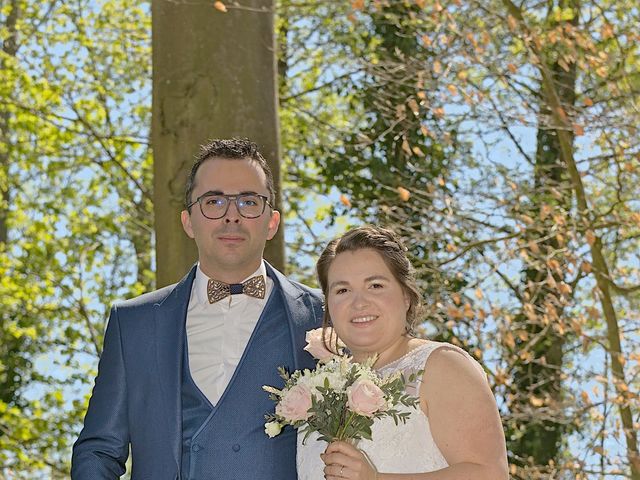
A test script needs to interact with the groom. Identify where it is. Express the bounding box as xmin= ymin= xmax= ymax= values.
xmin=72 ymin=138 xmax=323 ymax=479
